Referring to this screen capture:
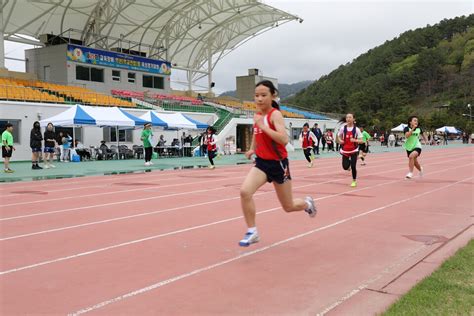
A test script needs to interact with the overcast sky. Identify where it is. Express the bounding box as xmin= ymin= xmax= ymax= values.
xmin=4 ymin=0 xmax=473 ymax=94
xmin=205 ymin=0 xmax=473 ymax=94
